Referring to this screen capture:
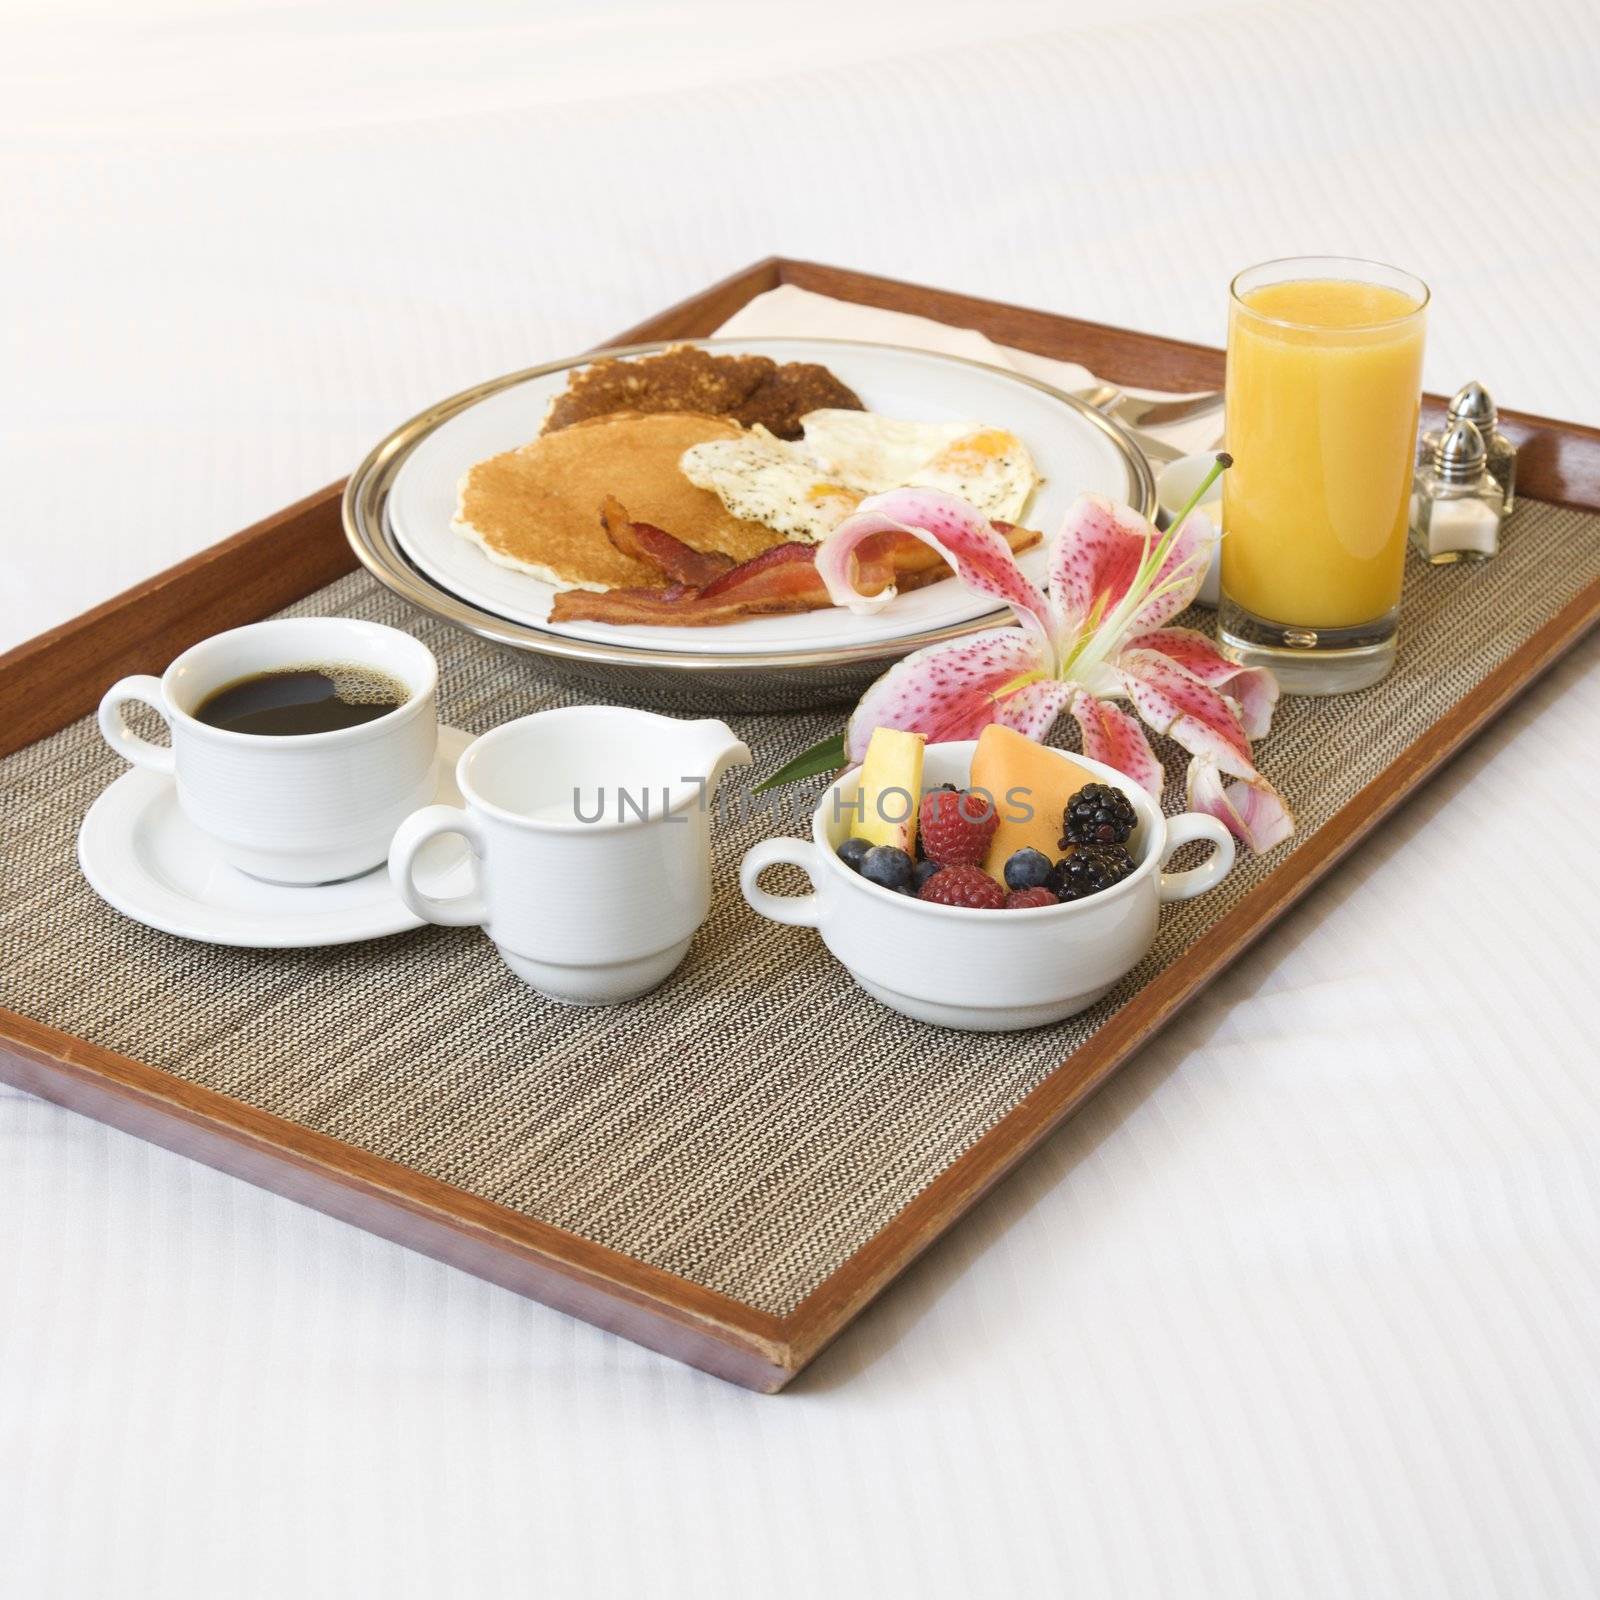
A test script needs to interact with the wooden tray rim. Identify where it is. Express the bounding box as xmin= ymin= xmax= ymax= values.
xmin=3 ymin=256 xmax=1598 ymax=1393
